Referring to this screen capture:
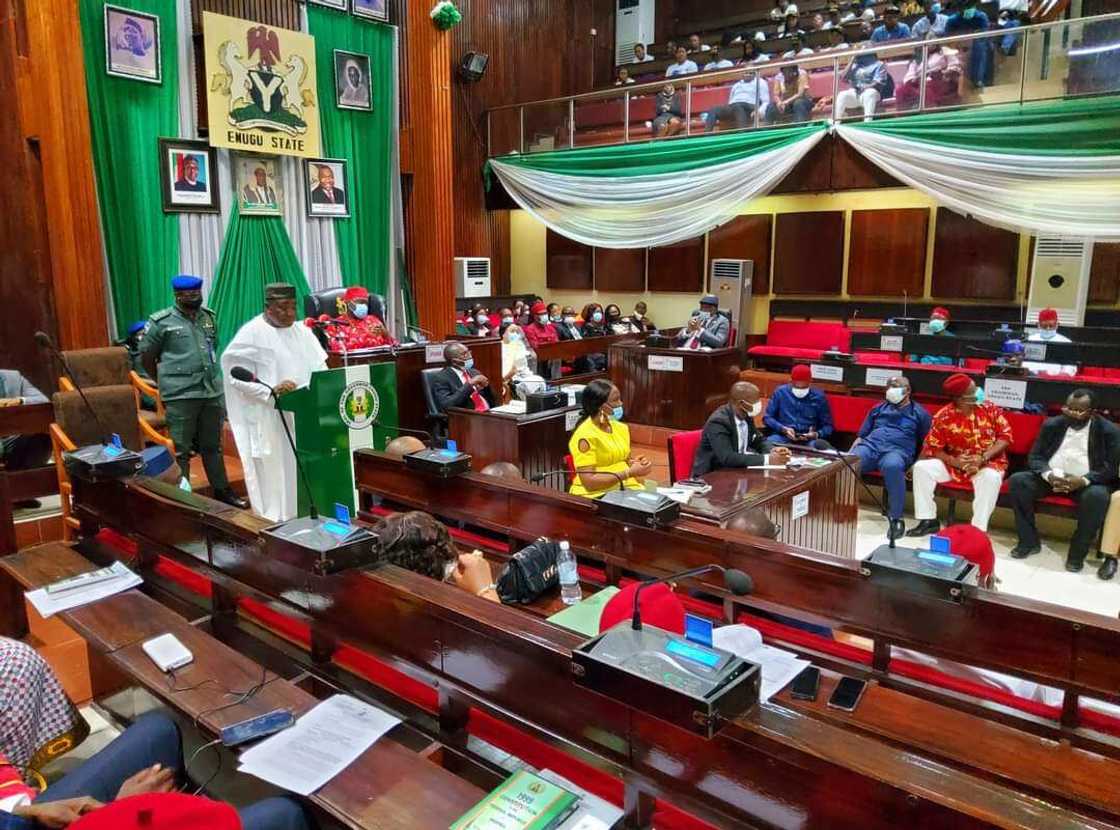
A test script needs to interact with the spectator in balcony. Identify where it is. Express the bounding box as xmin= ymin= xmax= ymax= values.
xmin=523 ymin=301 xmax=559 ymax=351
xmin=912 ymin=0 xmax=949 ymax=38
xmin=871 ymin=6 xmax=912 ymax=41
xmin=896 ymin=39 xmax=962 ymax=109
xmin=996 ymin=8 xmax=1022 ymax=56
xmin=765 ymin=64 xmax=814 ymax=123
xmin=900 ymin=0 xmax=923 ymax=13
xmin=810 ymin=12 xmax=826 ymax=31
xmin=615 ymin=67 xmax=636 ymax=86
xmin=860 ymin=0 xmax=877 ymax=21
xmin=824 ymin=28 xmax=854 ymax=51
xmin=651 ymin=82 xmax=685 ymax=136
xmin=764 ymin=364 xmax=835 ymax=449
xmin=834 ymin=51 xmax=893 ymax=121
xmin=771 ymin=0 xmax=794 ymax=21
xmin=840 ymin=0 xmax=858 ymax=22
xmin=665 ymin=47 xmax=698 ymax=78
xmin=909 ymin=306 xmax=958 ymax=365
xmin=625 ymin=301 xmax=656 ymax=334
xmin=704 ymin=72 xmax=770 ymax=132
xmin=782 ymin=35 xmax=815 ymax=58
xmin=946 ymin=0 xmax=994 ymax=89
xmin=633 ymin=42 xmax=654 ymax=63
xmin=664 ymin=39 xmax=678 ymax=59
xmin=822 ymin=5 xmax=843 ymax=29
xmin=703 ymin=47 xmax=735 ymax=71
xmin=778 ymin=10 xmax=806 ymax=38
xmin=688 ymin=33 xmax=711 ymax=54
xmin=739 ymin=39 xmax=772 ymax=64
